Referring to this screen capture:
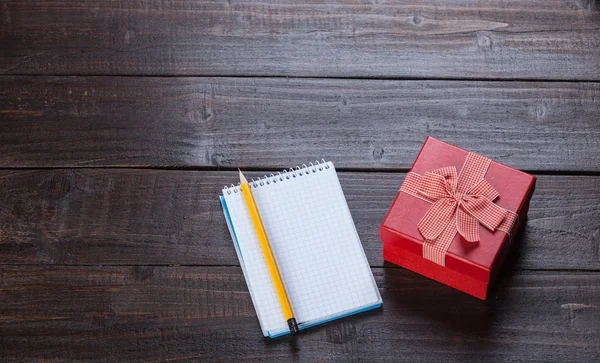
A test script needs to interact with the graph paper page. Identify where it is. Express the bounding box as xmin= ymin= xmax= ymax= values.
xmin=222 ymin=162 xmax=381 ymax=336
